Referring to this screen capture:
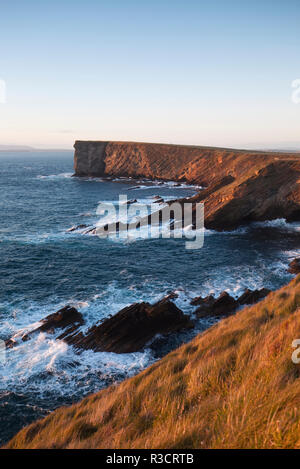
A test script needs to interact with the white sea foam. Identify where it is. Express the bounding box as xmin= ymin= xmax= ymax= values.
xmin=0 ymin=332 xmax=153 ymax=398
xmin=1 ymin=231 xmax=76 ymax=244
xmin=127 ymin=181 xmax=201 ymax=191
xmin=36 ymin=172 xmax=73 ymax=180
xmin=201 ymin=219 xmax=300 ymax=236
xmin=185 ymin=257 xmax=292 ymax=301
xmin=251 ymin=218 xmax=300 ymax=231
